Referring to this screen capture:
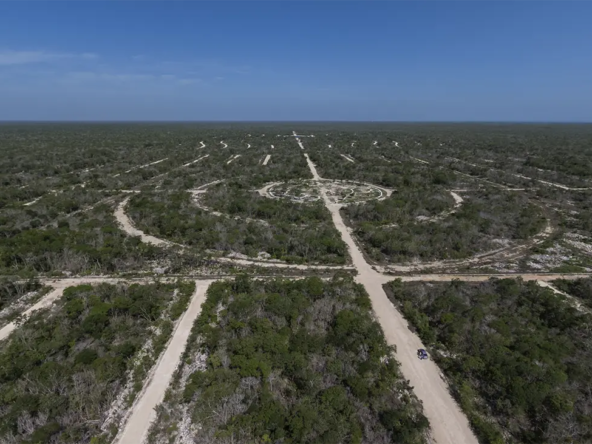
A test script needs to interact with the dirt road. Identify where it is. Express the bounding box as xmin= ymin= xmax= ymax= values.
xmin=0 ymin=282 xmax=69 ymax=341
xmin=0 ymin=277 xmax=138 ymax=341
xmin=114 ymin=280 xmax=214 ymax=444
xmin=115 ymin=198 xmax=179 ymax=248
xmin=537 ymin=280 xmax=591 ymax=313
xmin=301 ymin=144 xmax=478 ymax=444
